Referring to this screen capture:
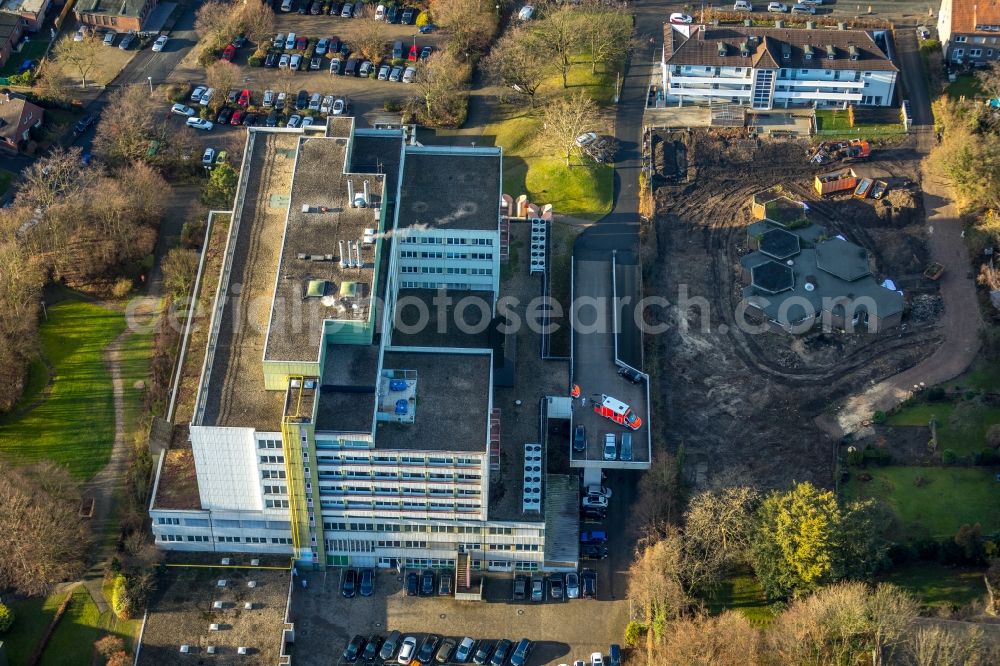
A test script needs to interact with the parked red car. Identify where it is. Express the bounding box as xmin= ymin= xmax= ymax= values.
xmin=230 ymin=109 xmax=245 ymax=125
xmin=238 ymin=88 xmax=251 ymax=107
xmin=221 ymin=44 xmax=236 ymax=61
xmin=407 ymin=43 xmax=418 ymax=61
xmin=295 ymin=35 xmax=307 ymax=50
